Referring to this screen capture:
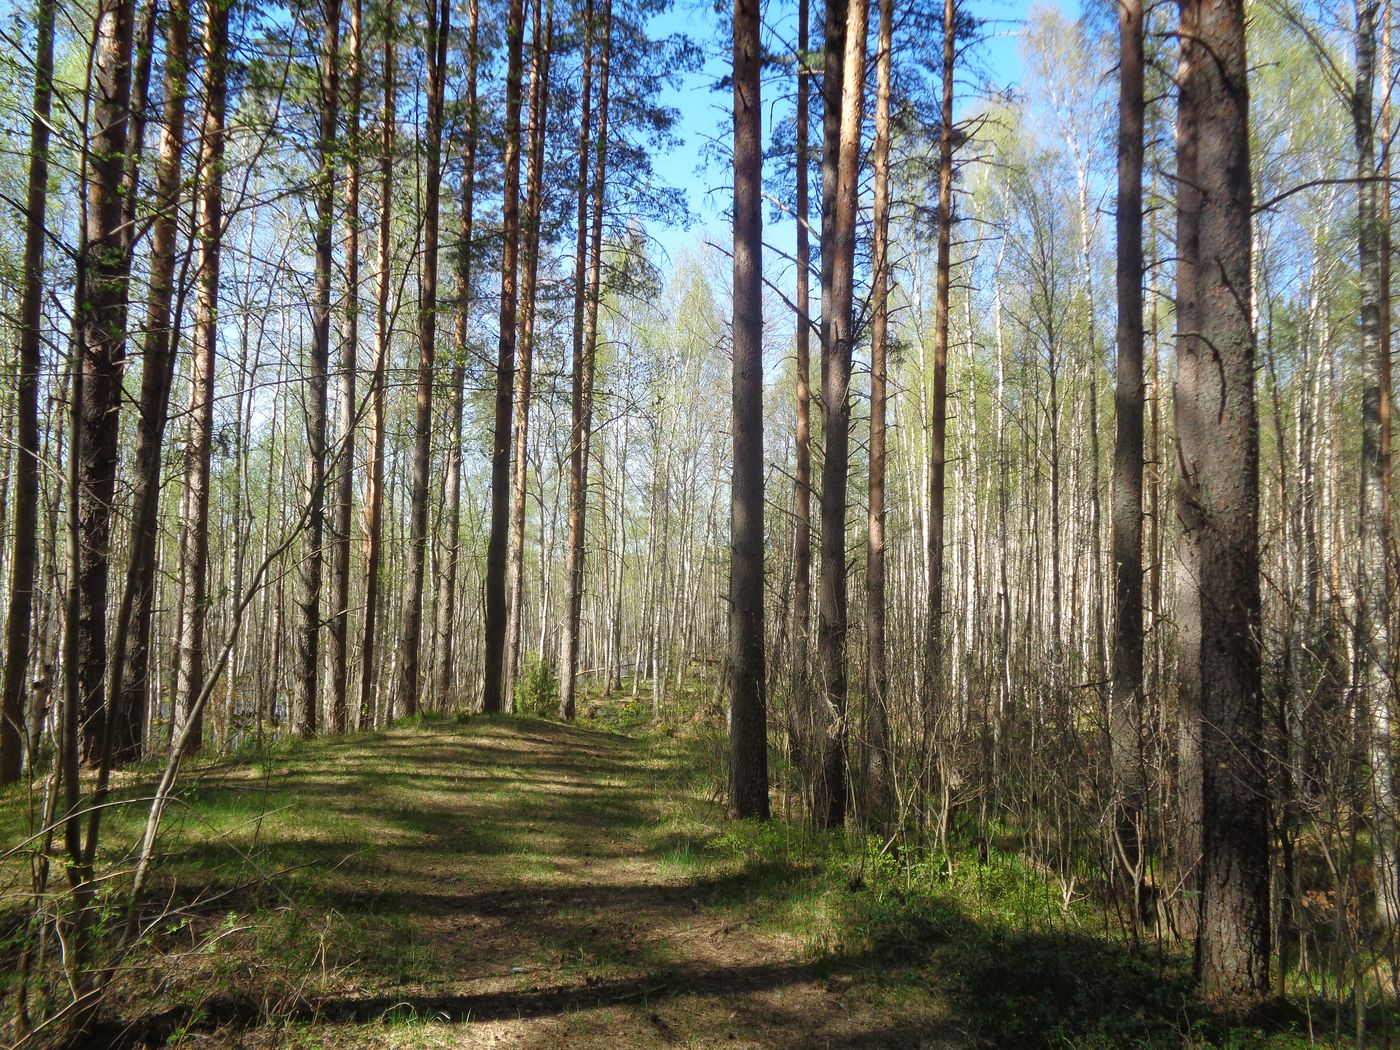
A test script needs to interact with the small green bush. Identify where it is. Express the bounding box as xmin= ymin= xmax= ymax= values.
xmin=514 ymin=654 xmax=558 ymax=718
